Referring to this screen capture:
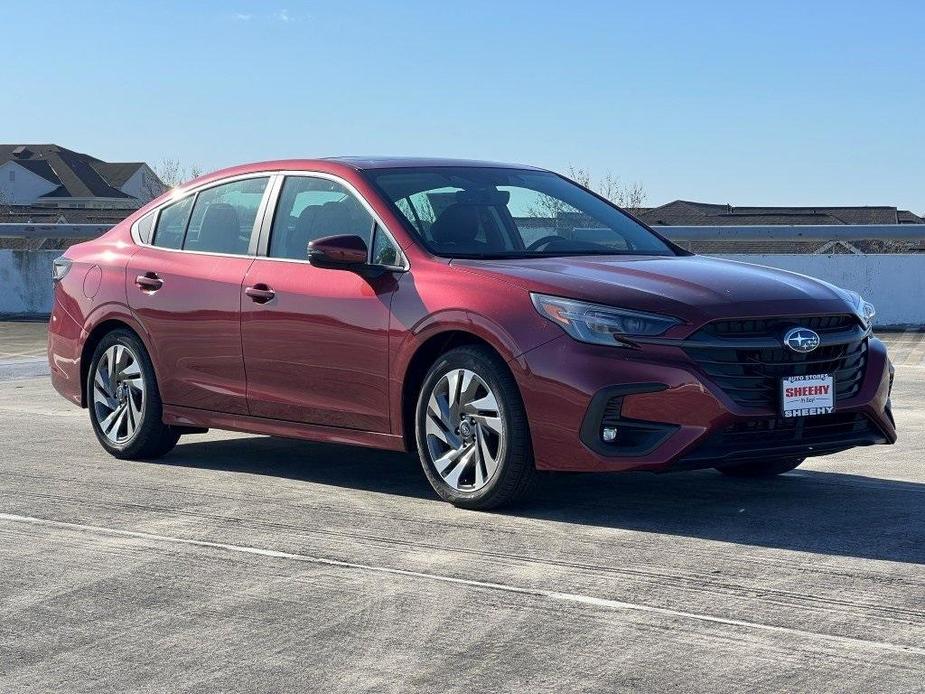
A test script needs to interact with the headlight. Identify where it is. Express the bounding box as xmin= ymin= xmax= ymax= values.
xmin=531 ymin=293 xmax=680 ymax=346
xmin=846 ymin=291 xmax=876 ymax=328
